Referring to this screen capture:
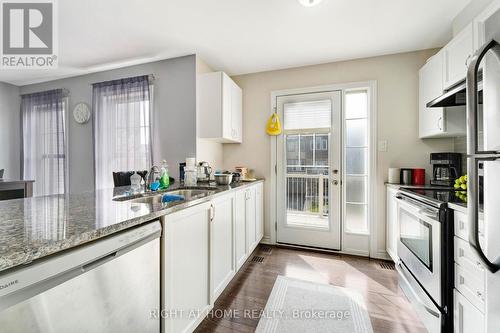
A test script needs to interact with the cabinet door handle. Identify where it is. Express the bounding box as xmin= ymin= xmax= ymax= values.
xmin=465 ymin=55 xmax=472 ymax=68
xmin=438 ymin=117 xmax=443 ymax=131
